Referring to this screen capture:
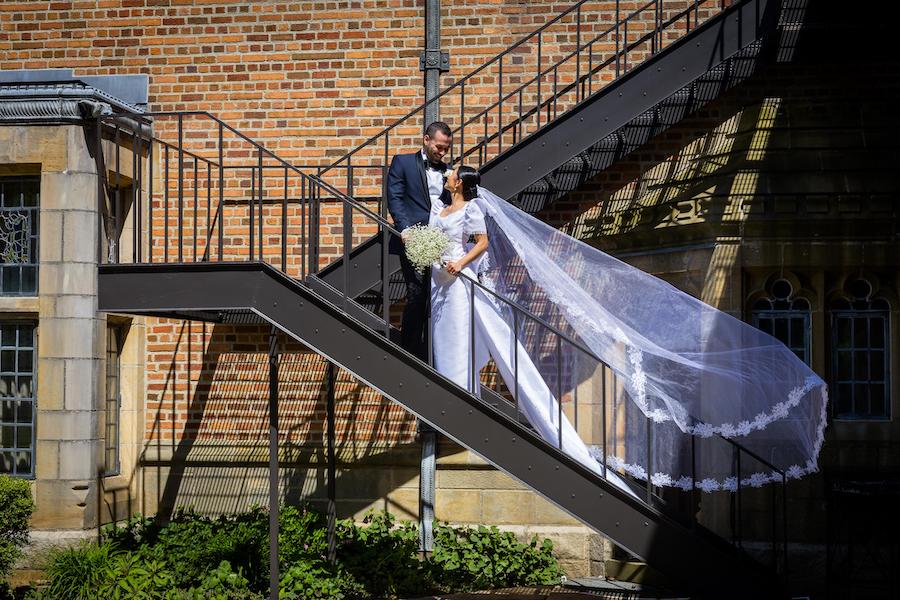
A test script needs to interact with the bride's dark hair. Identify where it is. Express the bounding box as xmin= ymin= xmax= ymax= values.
xmin=457 ymin=165 xmax=481 ymax=201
